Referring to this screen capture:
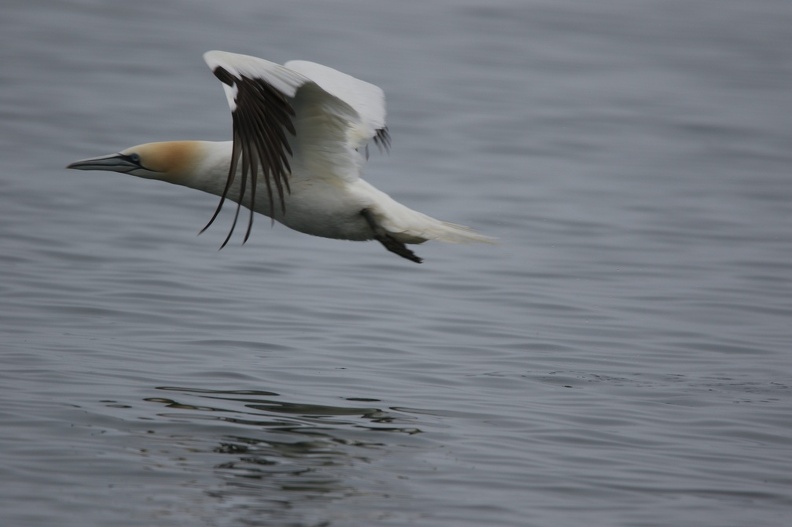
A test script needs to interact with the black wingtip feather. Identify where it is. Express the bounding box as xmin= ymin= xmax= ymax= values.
xmin=205 ymin=71 xmax=297 ymax=246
